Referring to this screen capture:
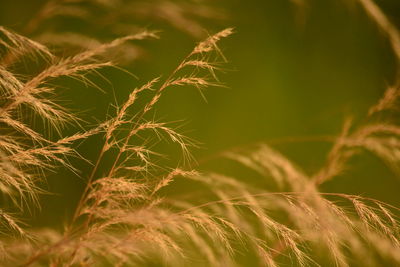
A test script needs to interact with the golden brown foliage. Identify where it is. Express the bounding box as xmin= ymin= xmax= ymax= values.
xmin=0 ymin=0 xmax=400 ymax=266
